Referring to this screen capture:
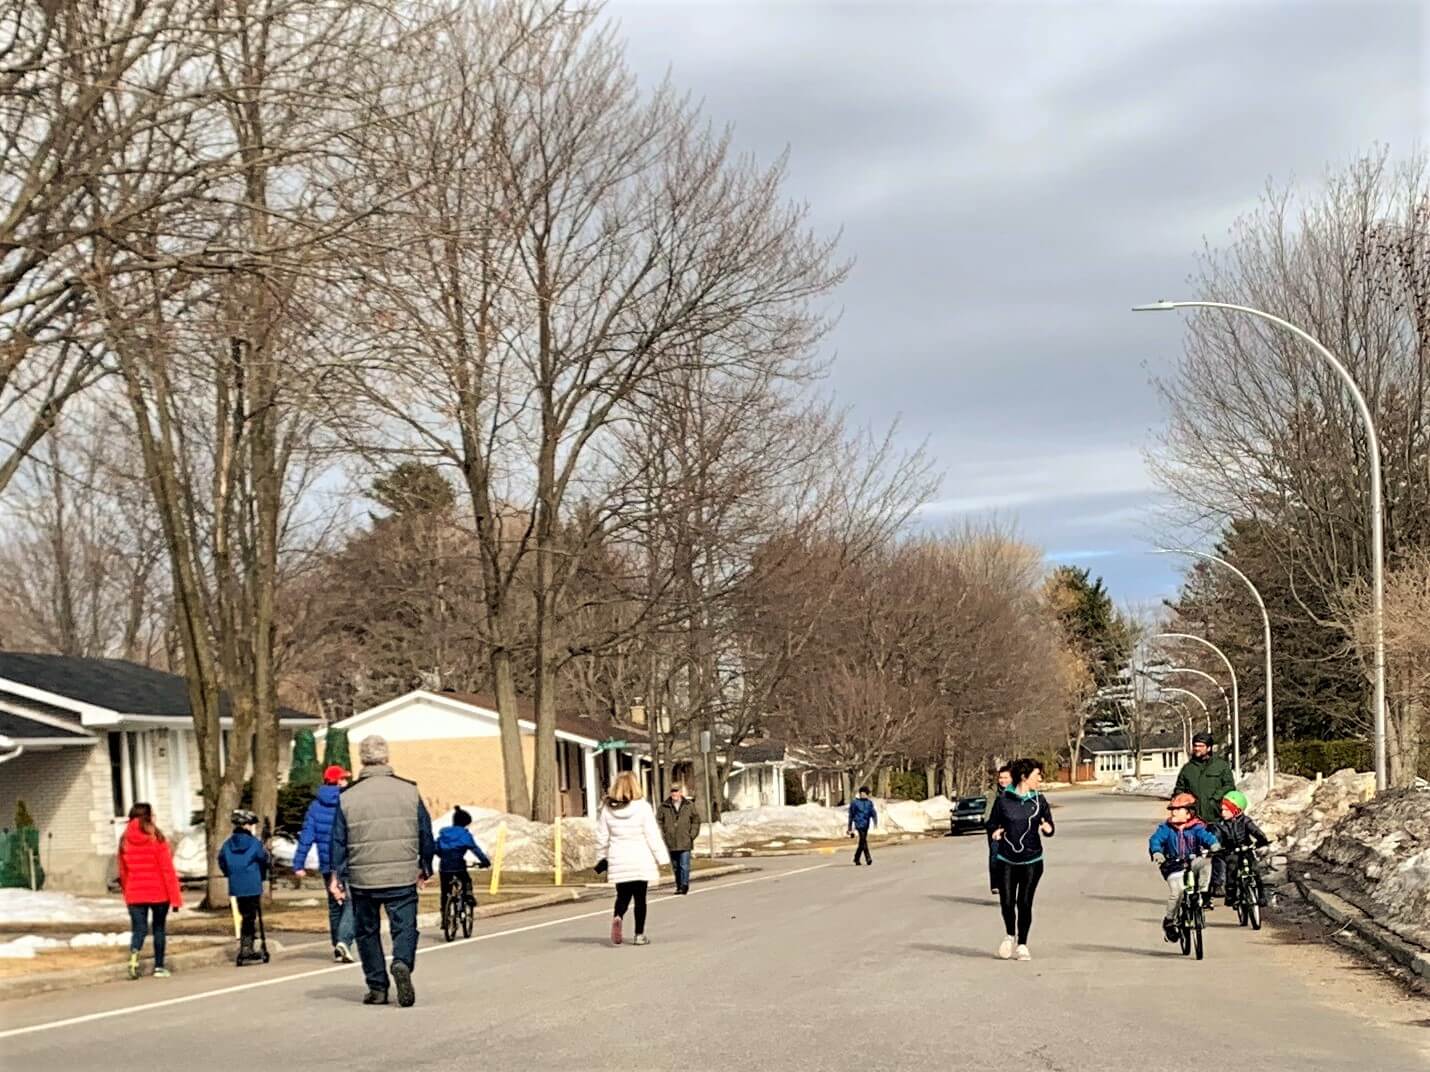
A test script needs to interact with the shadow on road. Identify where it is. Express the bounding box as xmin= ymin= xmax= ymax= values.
xmin=930 ymin=894 xmax=998 ymax=907
xmin=305 ymin=985 xmax=371 ymax=1003
xmin=557 ymin=936 xmax=615 ymax=946
xmin=1067 ymin=942 xmax=1175 ymax=959
xmin=908 ymin=942 xmax=995 ymax=960
xmin=1084 ymin=894 xmax=1161 ymax=905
